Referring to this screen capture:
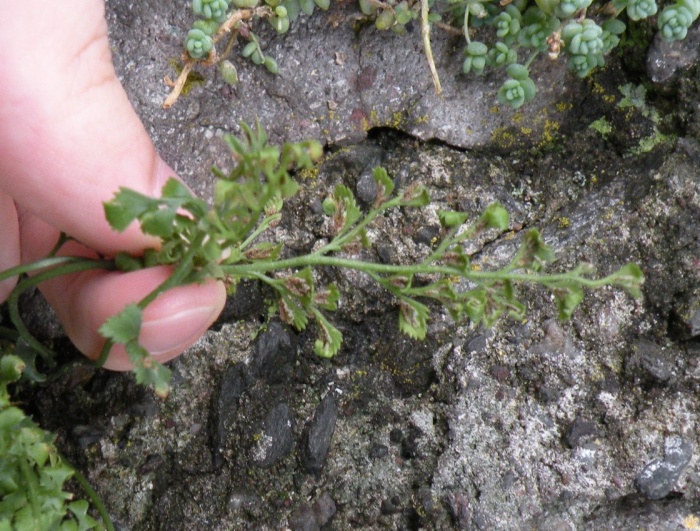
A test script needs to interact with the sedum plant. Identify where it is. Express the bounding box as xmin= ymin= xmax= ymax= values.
xmin=365 ymin=0 xmax=699 ymax=107
xmin=165 ymin=0 xmax=700 ymax=109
